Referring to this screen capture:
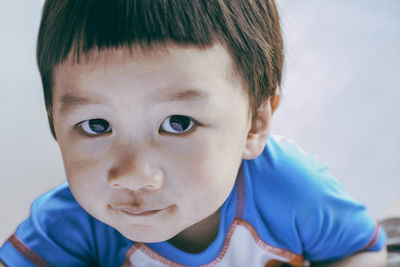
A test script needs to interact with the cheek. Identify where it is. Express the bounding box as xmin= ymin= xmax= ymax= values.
xmin=171 ymin=146 xmax=239 ymax=216
xmin=58 ymin=140 xmax=111 ymax=201
xmin=168 ymin=128 xmax=246 ymax=198
xmin=58 ymin=131 xmax=111 ymax=174
xmin=62 ymin=157 xmax=113 ymax=219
